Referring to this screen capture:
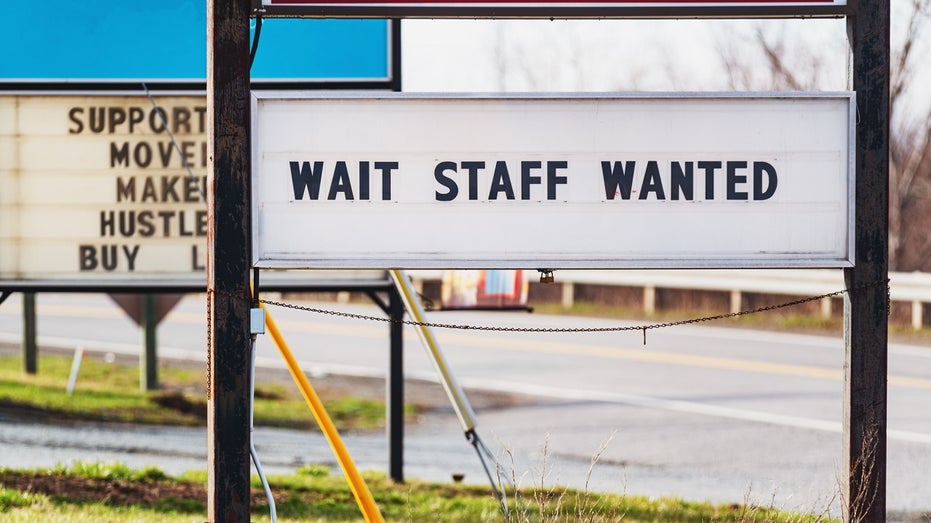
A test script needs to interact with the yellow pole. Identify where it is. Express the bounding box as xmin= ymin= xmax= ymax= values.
xmin=260 ymin=302 xmax=385 ymax=523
